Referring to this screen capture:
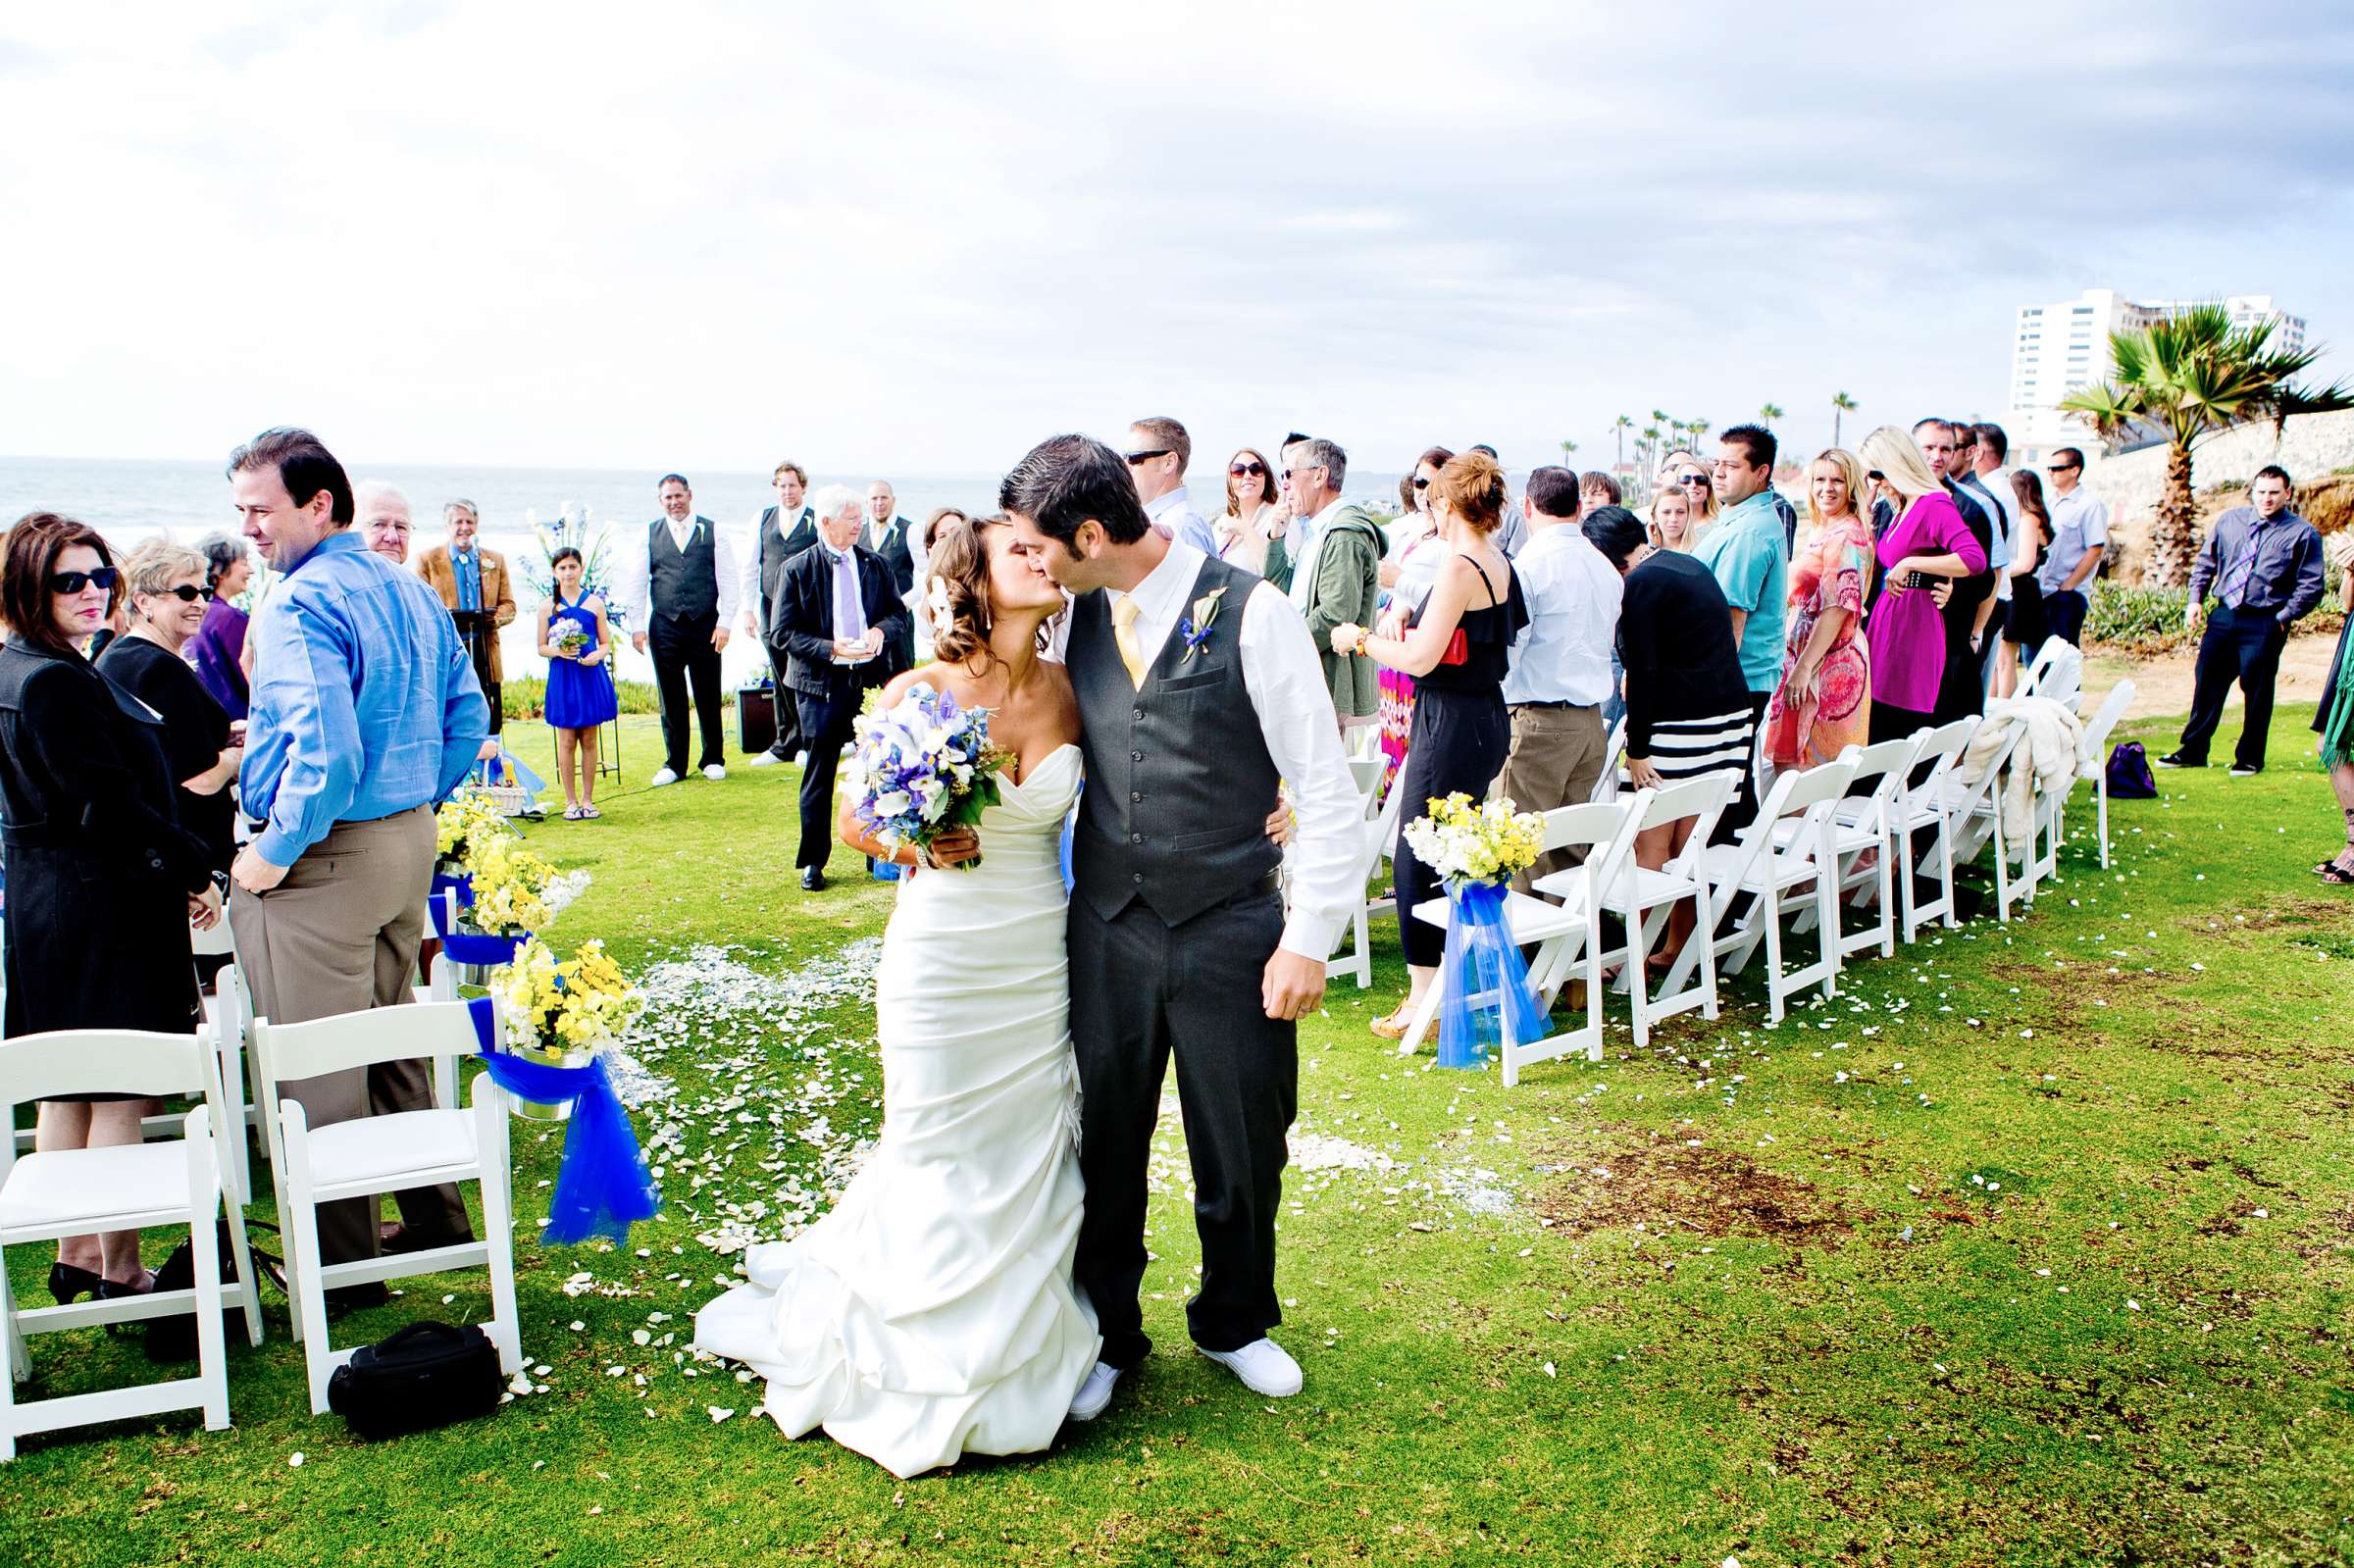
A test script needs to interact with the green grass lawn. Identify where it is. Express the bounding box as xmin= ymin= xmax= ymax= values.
xmin=5 ymin=703 xmax=2351 ymax=1567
